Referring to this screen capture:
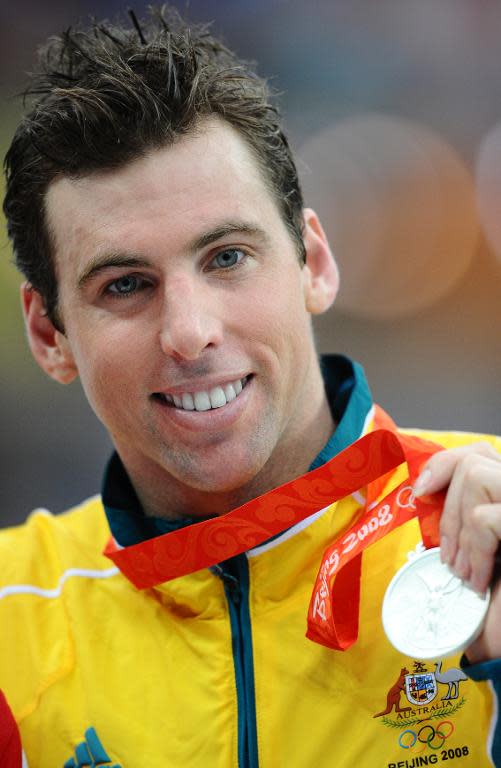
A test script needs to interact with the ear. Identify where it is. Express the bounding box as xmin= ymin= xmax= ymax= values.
xmin=21 ymin=283 xmax=78 ymax=384
xmin=301 ymin=208 xmax=339 ymax=314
